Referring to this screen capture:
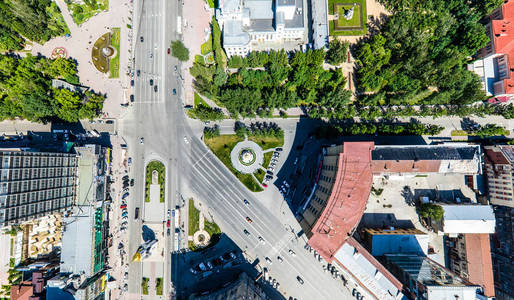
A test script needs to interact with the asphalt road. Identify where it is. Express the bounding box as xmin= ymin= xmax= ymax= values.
xmin=124 ymin=0 xmax=183 ymax=297
xmin=178 ymin=124 xmax=353 ymax=299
